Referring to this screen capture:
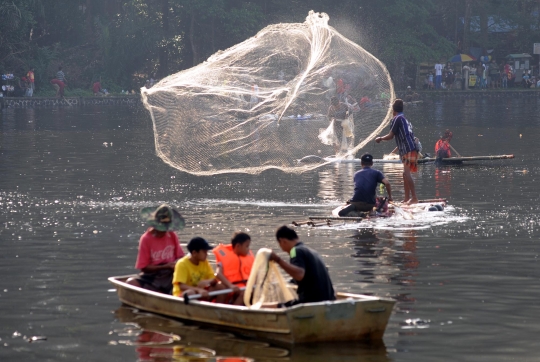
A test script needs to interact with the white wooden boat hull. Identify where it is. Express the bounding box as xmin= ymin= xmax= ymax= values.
xmin=108 ymin=275 xmax=395 ymax=344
